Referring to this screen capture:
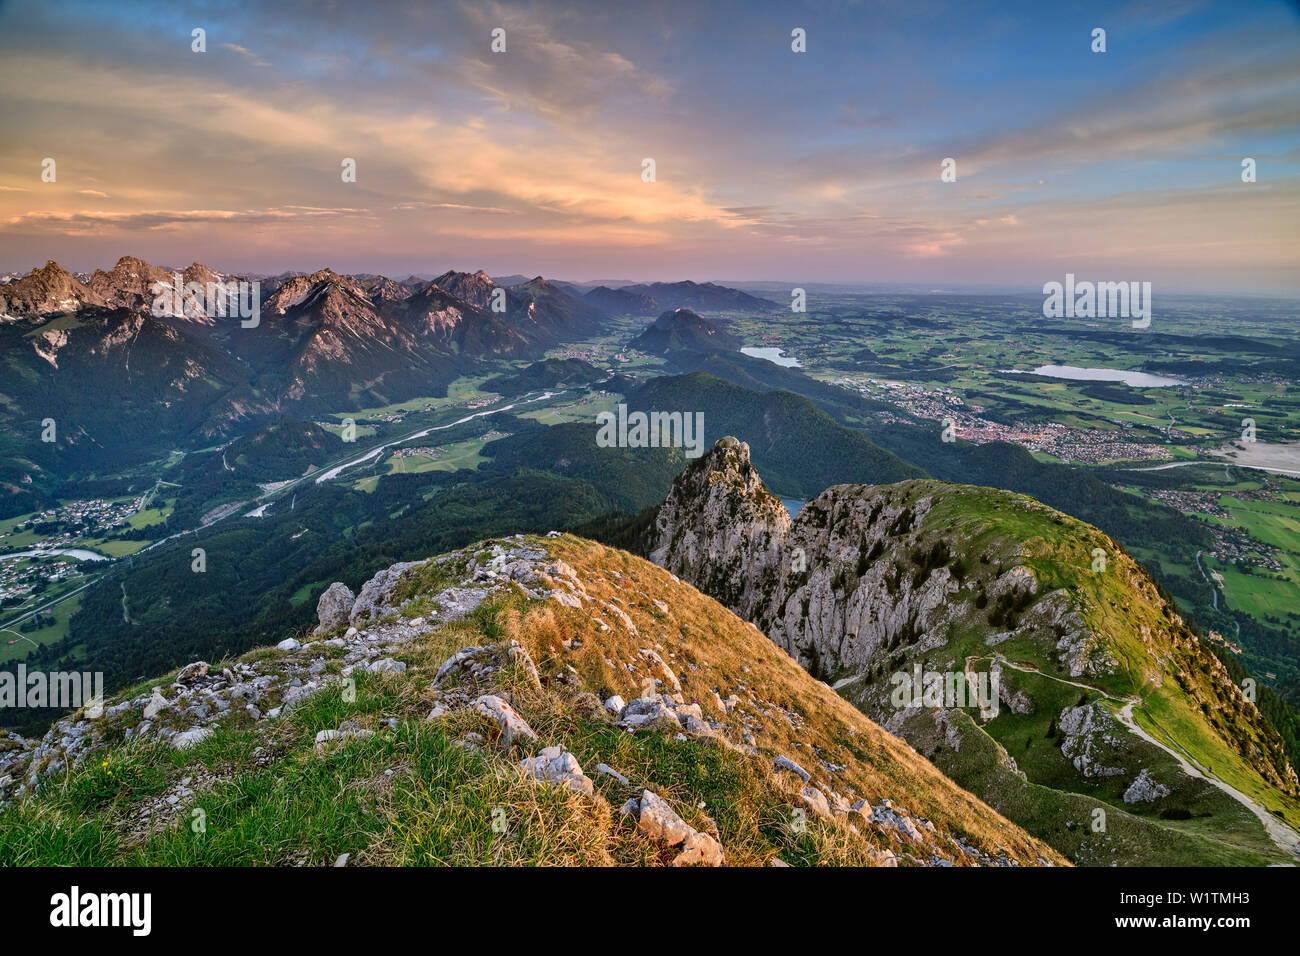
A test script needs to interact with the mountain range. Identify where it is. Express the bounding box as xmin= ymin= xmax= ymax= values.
xmin=0 ymin=257 xmax=626 ymax=506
